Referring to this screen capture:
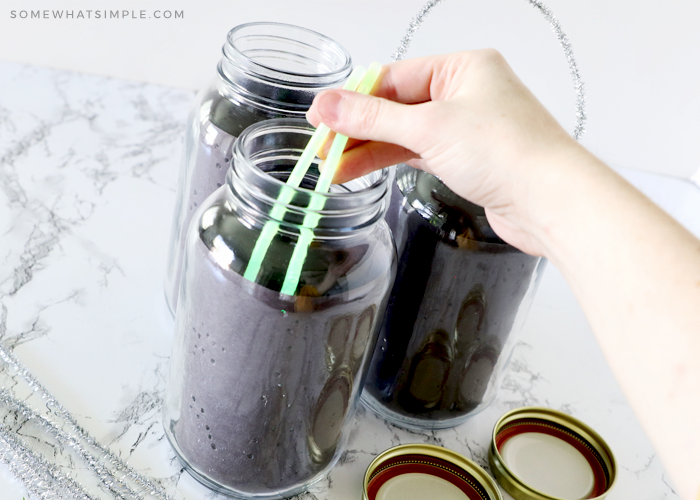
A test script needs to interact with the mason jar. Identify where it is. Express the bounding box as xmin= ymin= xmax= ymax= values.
xmin=361 ymin=165 xmax=545 ymax=430
xmin=163 ymin=119 xmax=396 ymax=499
xmin=164 ymin=22 xmax=352 ymax=315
